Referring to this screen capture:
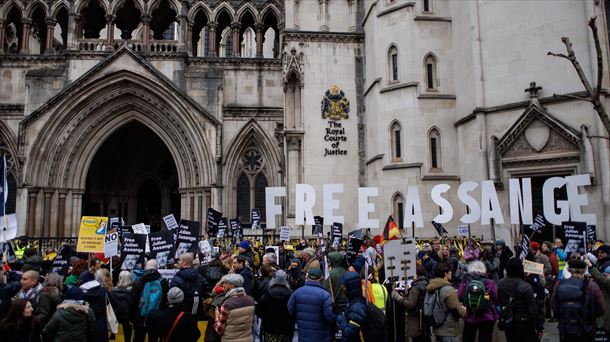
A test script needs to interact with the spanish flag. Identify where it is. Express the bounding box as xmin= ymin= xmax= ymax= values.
xmin=381 ymin=215 xmax=400 ymax=244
